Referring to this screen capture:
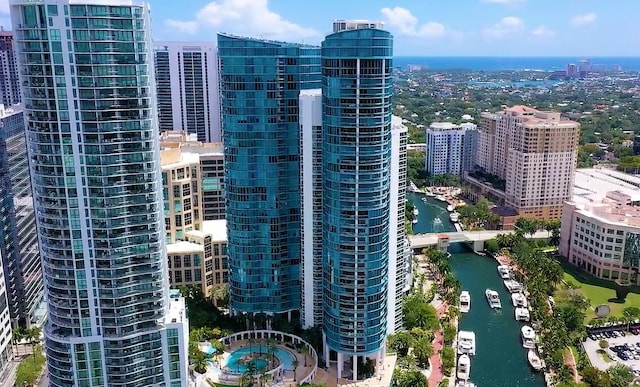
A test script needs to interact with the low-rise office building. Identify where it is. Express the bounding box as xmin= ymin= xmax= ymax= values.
xmin=560 ymin=169 xmax=640 ymax=283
